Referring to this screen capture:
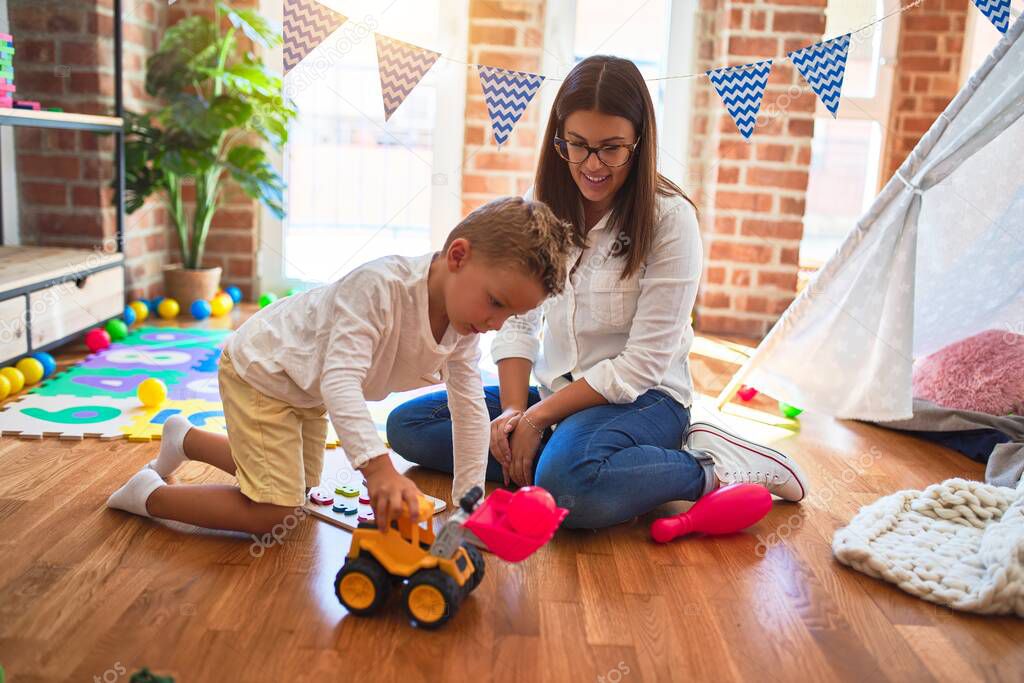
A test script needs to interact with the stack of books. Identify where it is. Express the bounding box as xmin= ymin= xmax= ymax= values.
xmin=0 ymin=33 xmax=13 ymax=108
